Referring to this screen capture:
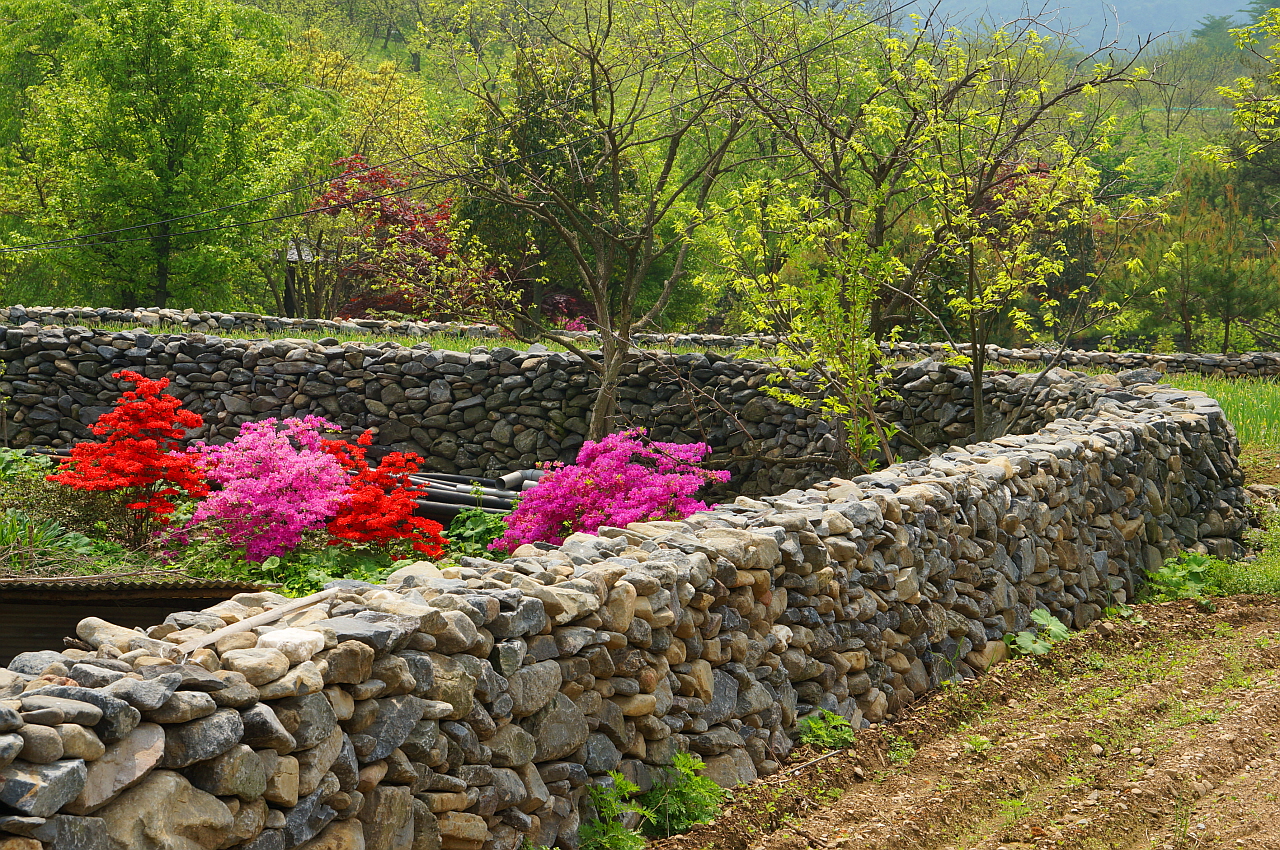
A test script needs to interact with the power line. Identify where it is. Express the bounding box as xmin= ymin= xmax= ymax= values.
xmin=2 ymin=3 xmax=894 ymax=254
xmin=0 ymin=0 xmax=805 ymax=254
